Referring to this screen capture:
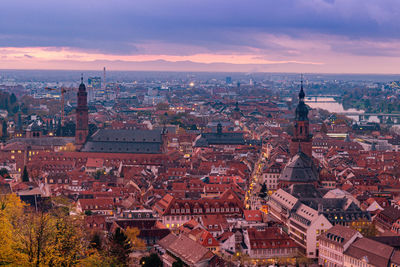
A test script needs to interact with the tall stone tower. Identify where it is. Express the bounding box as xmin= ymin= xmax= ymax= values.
xmin=290 ymin=79 xmax=312 ymax=158
xmin=75 ymin=77 xmax=89 ymax=148
xmin=232 ymin=101 xmax=241 ymax=123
